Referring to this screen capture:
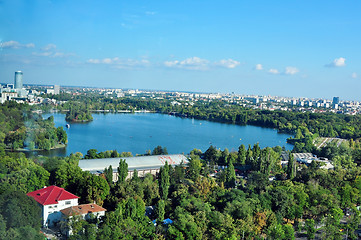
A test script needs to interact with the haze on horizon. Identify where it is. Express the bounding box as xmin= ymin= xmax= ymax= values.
xmin=0 ymin=0 xmax=360 ymax=101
